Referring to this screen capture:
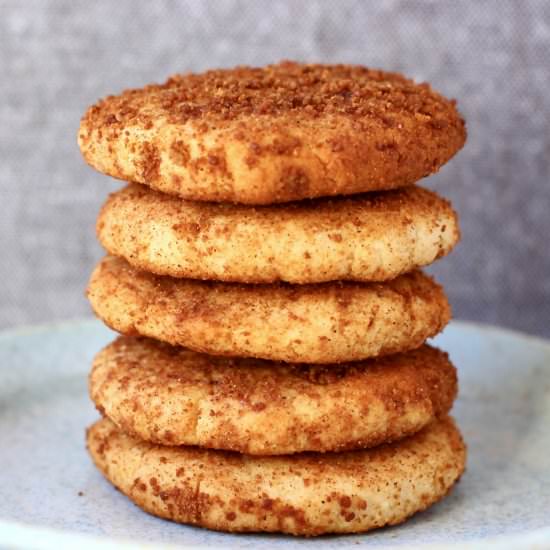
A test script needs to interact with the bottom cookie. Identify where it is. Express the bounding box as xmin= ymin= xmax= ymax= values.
xmin=87 ymin=416 xmax=466 ymax=536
